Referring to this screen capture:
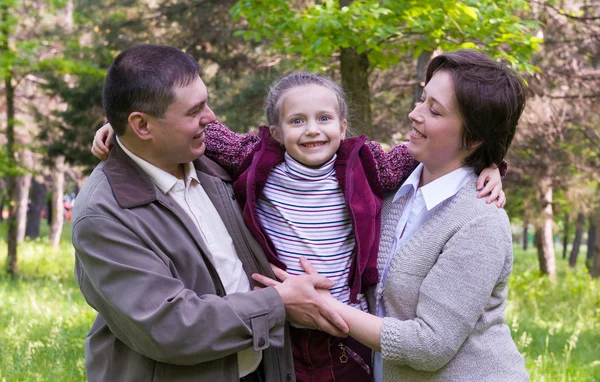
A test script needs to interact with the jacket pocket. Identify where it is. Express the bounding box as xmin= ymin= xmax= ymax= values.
xmin=337 ymin=343 xmax=371 ymax=375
